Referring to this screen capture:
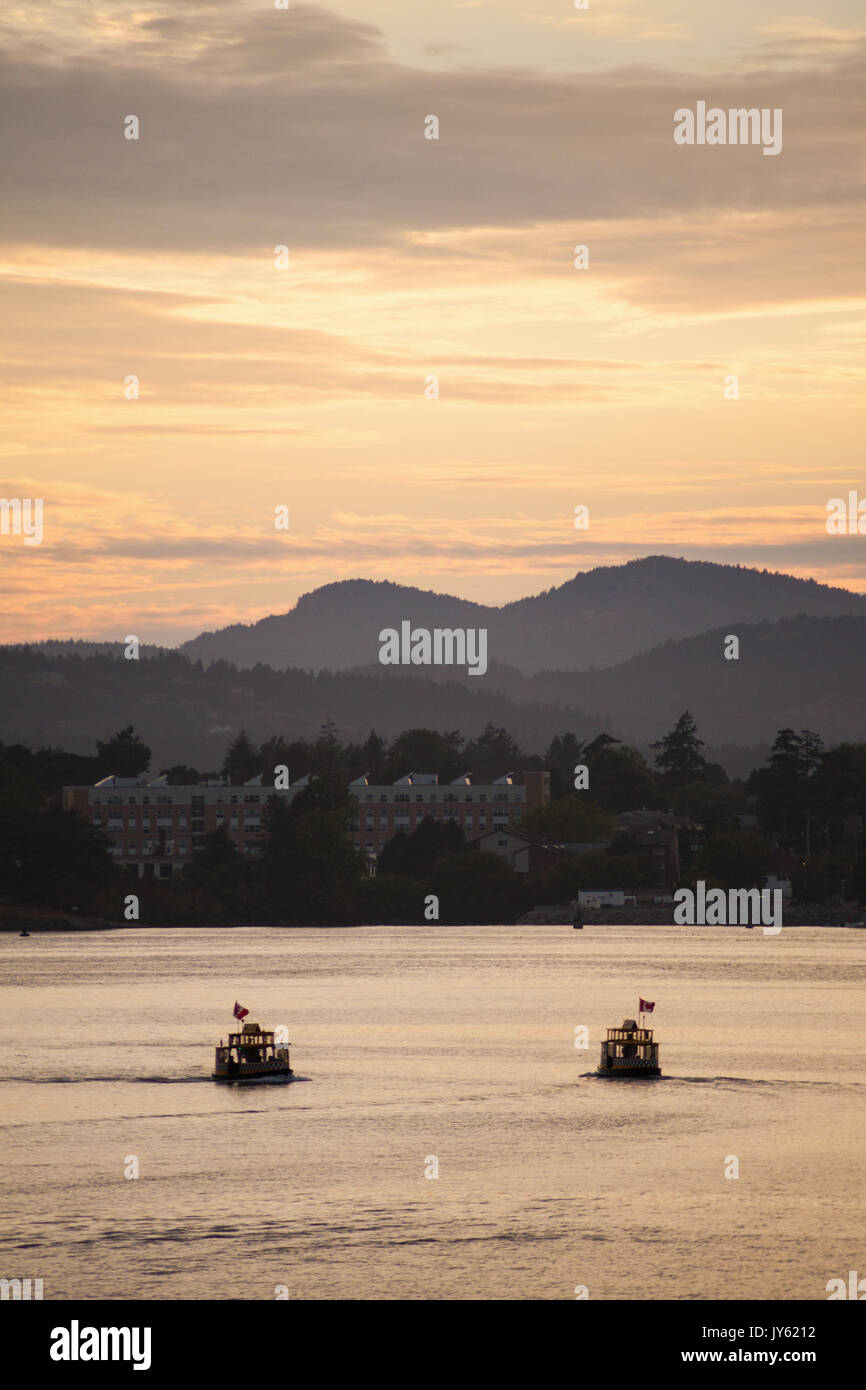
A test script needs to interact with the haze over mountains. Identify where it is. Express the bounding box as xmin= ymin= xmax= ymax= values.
xmin=179 ymin=556 xmax=866 ymax=674
xmin=3 ymin=557 xmax=864 ymax=767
